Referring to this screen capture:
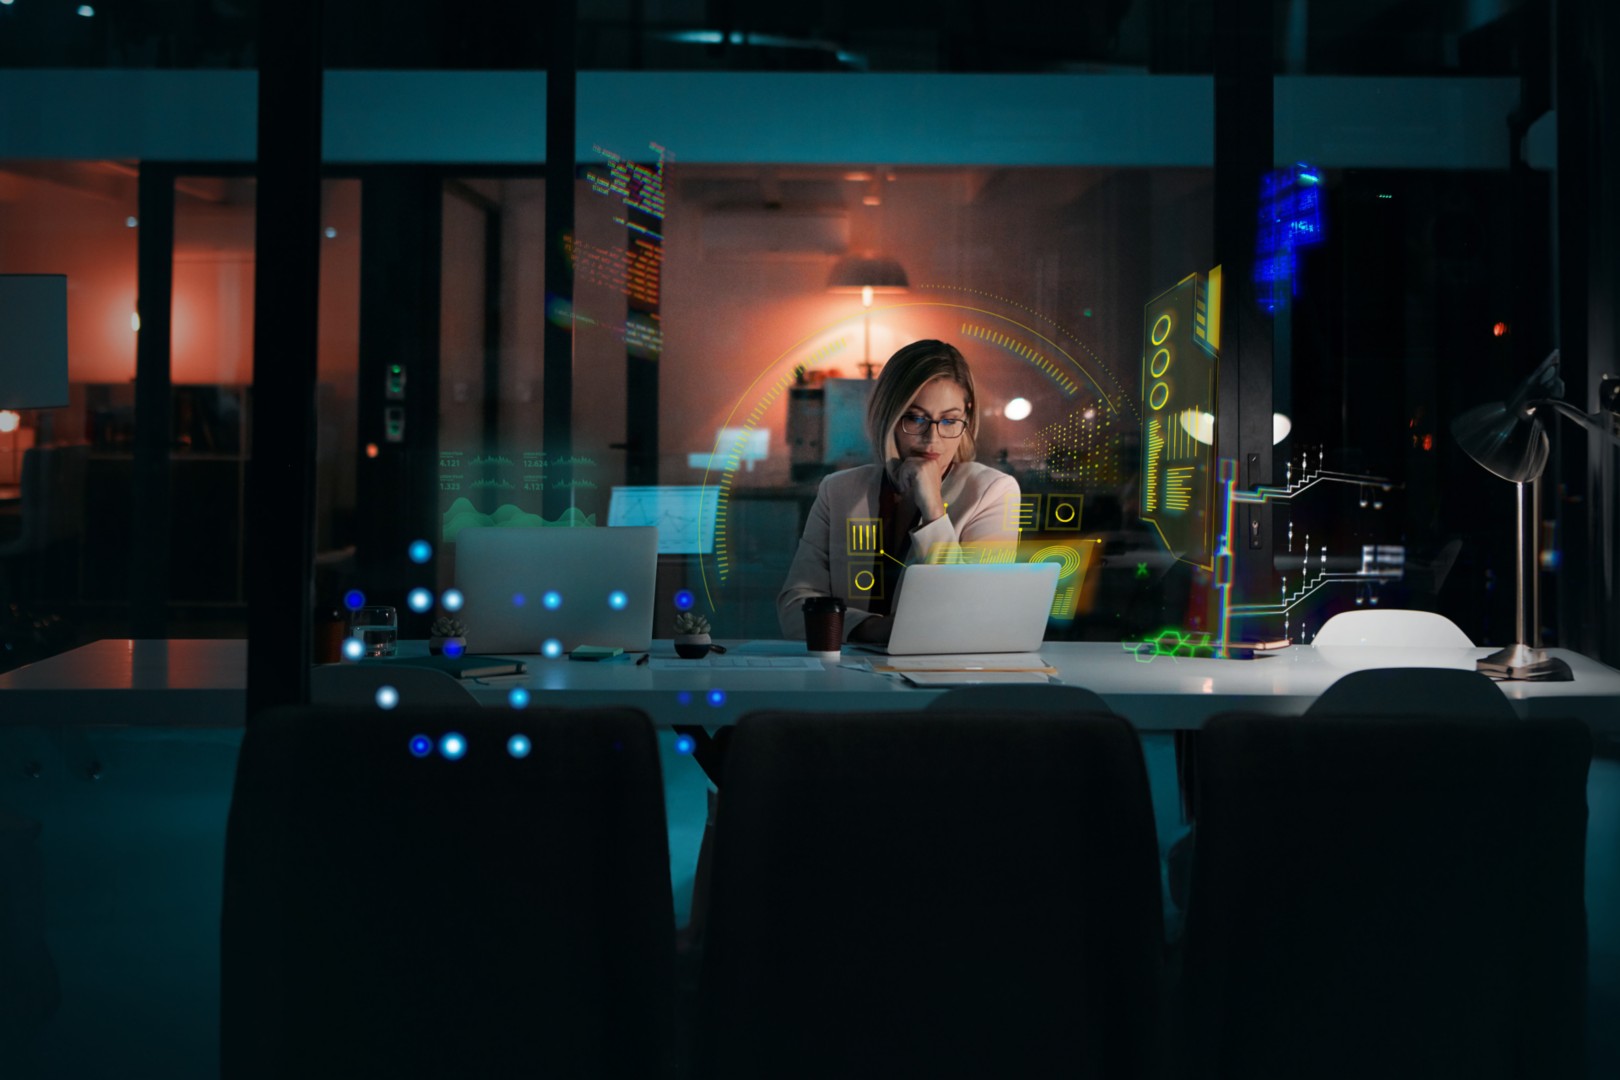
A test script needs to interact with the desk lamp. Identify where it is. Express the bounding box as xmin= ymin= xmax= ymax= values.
xmin=1451 ymin=349 xmax=1620 ymax=680
xmin=827 ymin=255 xmax=908 ymax=376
